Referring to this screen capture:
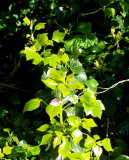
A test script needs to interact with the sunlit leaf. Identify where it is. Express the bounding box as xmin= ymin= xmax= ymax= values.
xmin=40 ymin=134 xmax=53 ymax=145
xmin=23 ymin=16 xmax=30 ymax=25
xmin=35 ymin=23 xmax=46 ymax=30
xmin=52 ymin=30 xmax=65 ymax=42
xmin=72 ymin=129 xmax=83 ymax=144
xmin=37 ymin=124 xmax=49 ymax=132
xmin=42 ymin=79 xmax=58 ymax=89
xmin=49 ymin=68 xmax=66 ymax=83
xmin=84 ymin=136 xmax=95 ymax=149
xmin=46 ymin=104 xmax=62 ymax=120
xmin=68 ymin=81 xmax=84 ymax=89
xmin=23 ymin=98 xmax=41 ymax=113
xmin=3 ymin=146 xmax=13 ymax=155
xmin=53 ymin=136 xmax=61 ymax=148
xmin=67 ymin=116 xmax=81 ymax=127
xmin=58 ymin=137 xmax=71 ymax=158
xmin=102 ymin=138 xmax=113 ymax=152
xmin=93 ymin=146 xmax=103 ymax=157
xmin=82 ymin=118 xmax=97 ymax=132
xmin=58 ymin=83 xmax=71 ymax=97
xmin=37 ymin=33 xmax=48 ymax=46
